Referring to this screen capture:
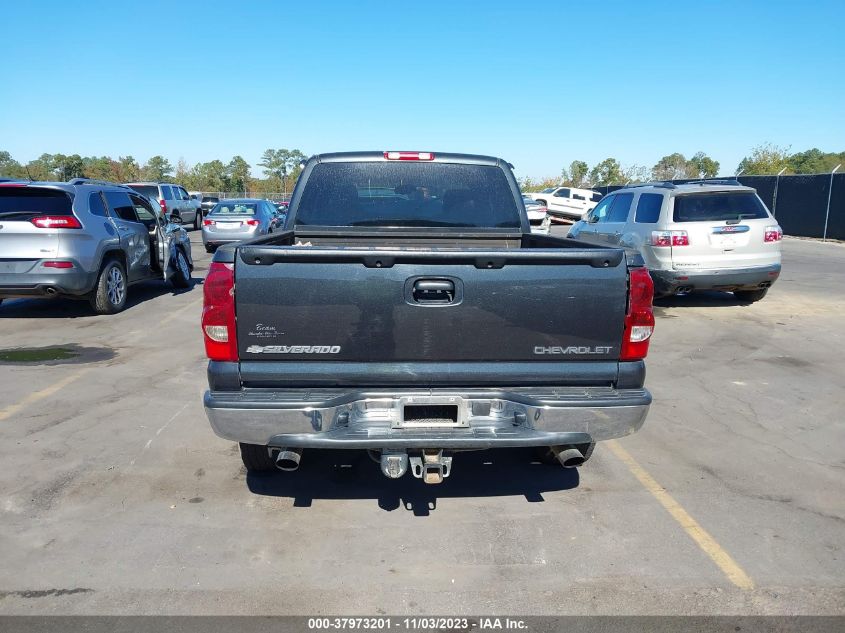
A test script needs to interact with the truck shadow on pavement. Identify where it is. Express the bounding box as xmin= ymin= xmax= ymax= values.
xmin=0 ymin=278 xmax=202 ymax=319
xmin=653 ymin=290 xmax=759 ymax=309
xmin=246 ymin=448 xmax=580 ymax=515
